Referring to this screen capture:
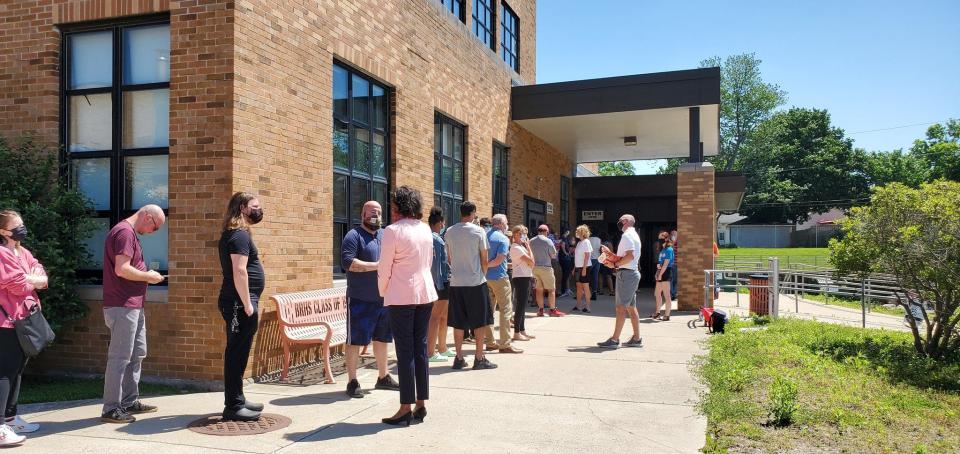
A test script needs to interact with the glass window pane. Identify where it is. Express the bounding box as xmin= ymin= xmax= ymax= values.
xmin=454 ymin=163 xmax=464 ymax=196
xmin=81 ymin=217 xmax=111 ymax=268
xmin=372 ymin=133 xmax=386 ymax=178
xmin=69 ymin=93 xmax=112 ymax=152
xmin=372 ymin=85 xmax=387 ymax=130
xmin=333 ymin=120 xmax=349 ymax=170
xmin=333 ymin=173 xmax=348 ymax=219
xmin=350 ymin=178 xmax=370 ymax=221
xmin=434 ymin=156 xmax=441 ymax=192
xmin=453 ymin=126 xmax=463 ymax=161
xmin=373 ymin=182 xmax=388 ymax=218
xmin=334 ymin=222 xmax=347 ymax=273
xmin=354 ymin=128 xmax=371 ymax=175
xmin=123 ymin=24 xmax=170 ymax=84
xmin=139 ymin=220 xmax=168 ymax=270
xmin=352 ymin=75 xmax=369 ymax=124
xmin=443 ymin=123 xmax=452 ymax=157
xmin=333 ymin=65 xmax=348 ymax=118
xmin=123 ymin=89 xmax=169 ymax=149
xmin=72 ymin=158 xmax=111 ymax=211
xmin=69 ymin=31 xmax=112 ymax=89
xmin=442 ymin=159 xmax=453 ymax=194
xmin=124 ymin=155 xmax=168 ymax=209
